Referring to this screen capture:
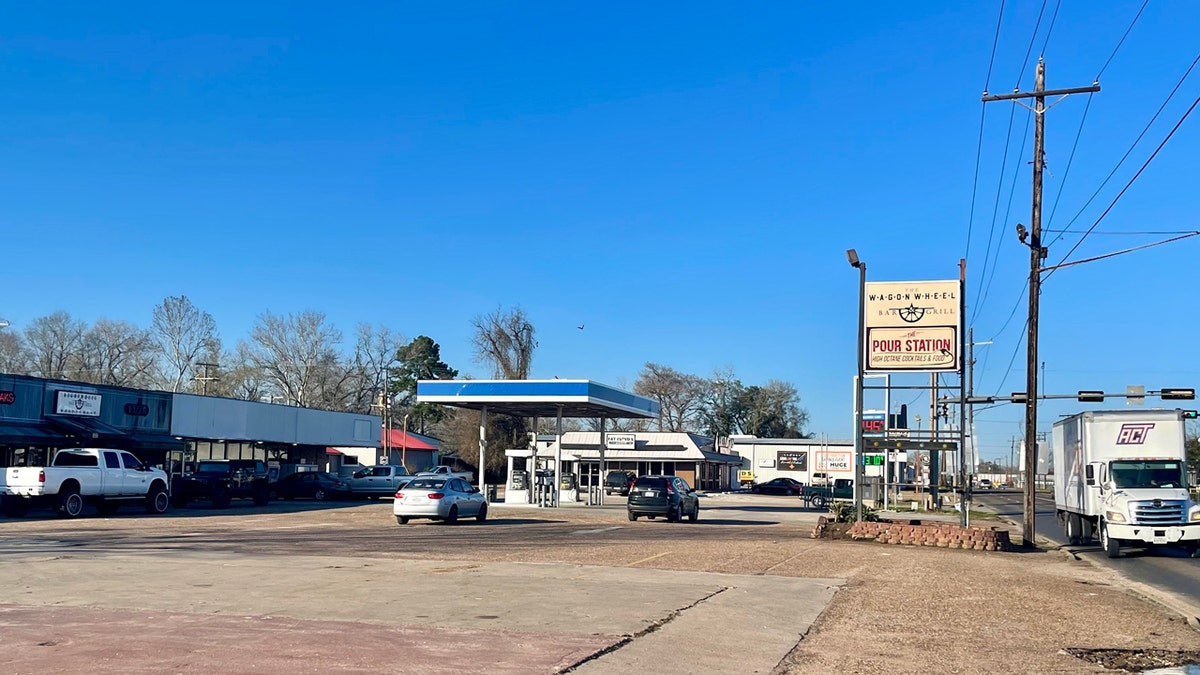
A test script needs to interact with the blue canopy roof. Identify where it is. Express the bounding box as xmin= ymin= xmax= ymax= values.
xmin=416 ymin=380 xmax=659 ymax=419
